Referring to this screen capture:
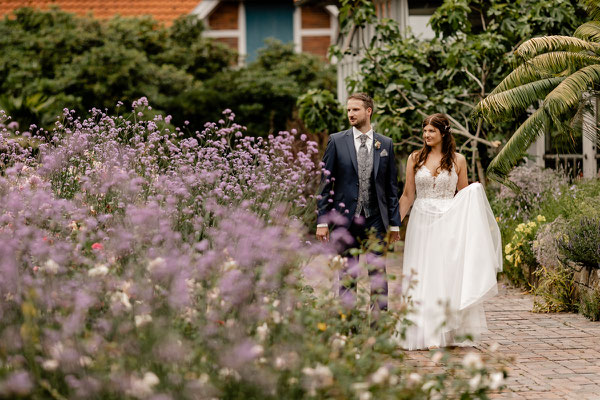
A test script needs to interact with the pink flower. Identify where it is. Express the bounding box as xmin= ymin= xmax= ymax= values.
xmin=91 ymin=243 xmax=103 ymax=250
